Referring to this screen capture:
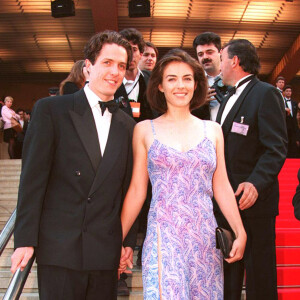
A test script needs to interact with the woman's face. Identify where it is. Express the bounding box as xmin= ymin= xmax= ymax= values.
xmin=5 ymin=98 xmax=13 ymax=108
xmin=158 ymin=61 xmax=196 ymax=110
